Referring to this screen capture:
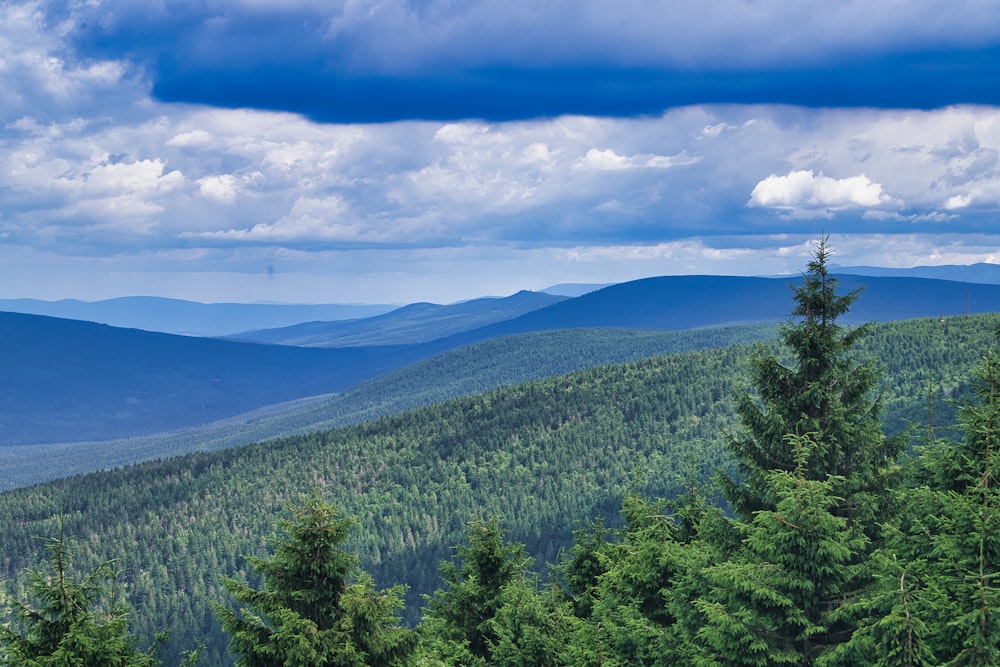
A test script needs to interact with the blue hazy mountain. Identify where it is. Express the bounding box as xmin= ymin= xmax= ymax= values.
xmin=0 ymin=296 xmax=396 ymax=336
xmin=426 ymin=274 xmax=1000 ymax=349
xmin=230 ymin=290 xmax=568 ymax=346
xmin=831 ymin=262 xmax=1000 ymax=284
xmin=6 ymin=273 xmax=1000 ymax=448
xmin=0 ymin=311 xmax=423 ymax=445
